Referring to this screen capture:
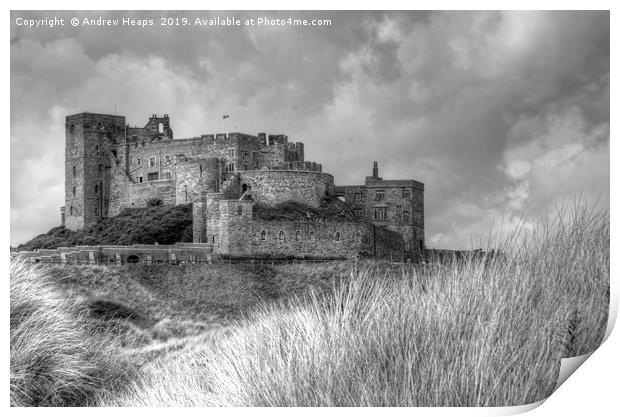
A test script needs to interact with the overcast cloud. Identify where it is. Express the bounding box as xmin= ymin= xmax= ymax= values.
xmin=10 ymin=10 xmax=609 ymax=248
